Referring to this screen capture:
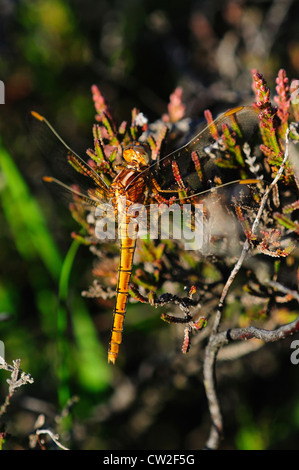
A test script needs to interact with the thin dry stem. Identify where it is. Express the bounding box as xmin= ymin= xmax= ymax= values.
xmin=0 ymin=359 xmax=34 ymax=417
xmin=203 ymin=128 xmax=292 ymax=450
